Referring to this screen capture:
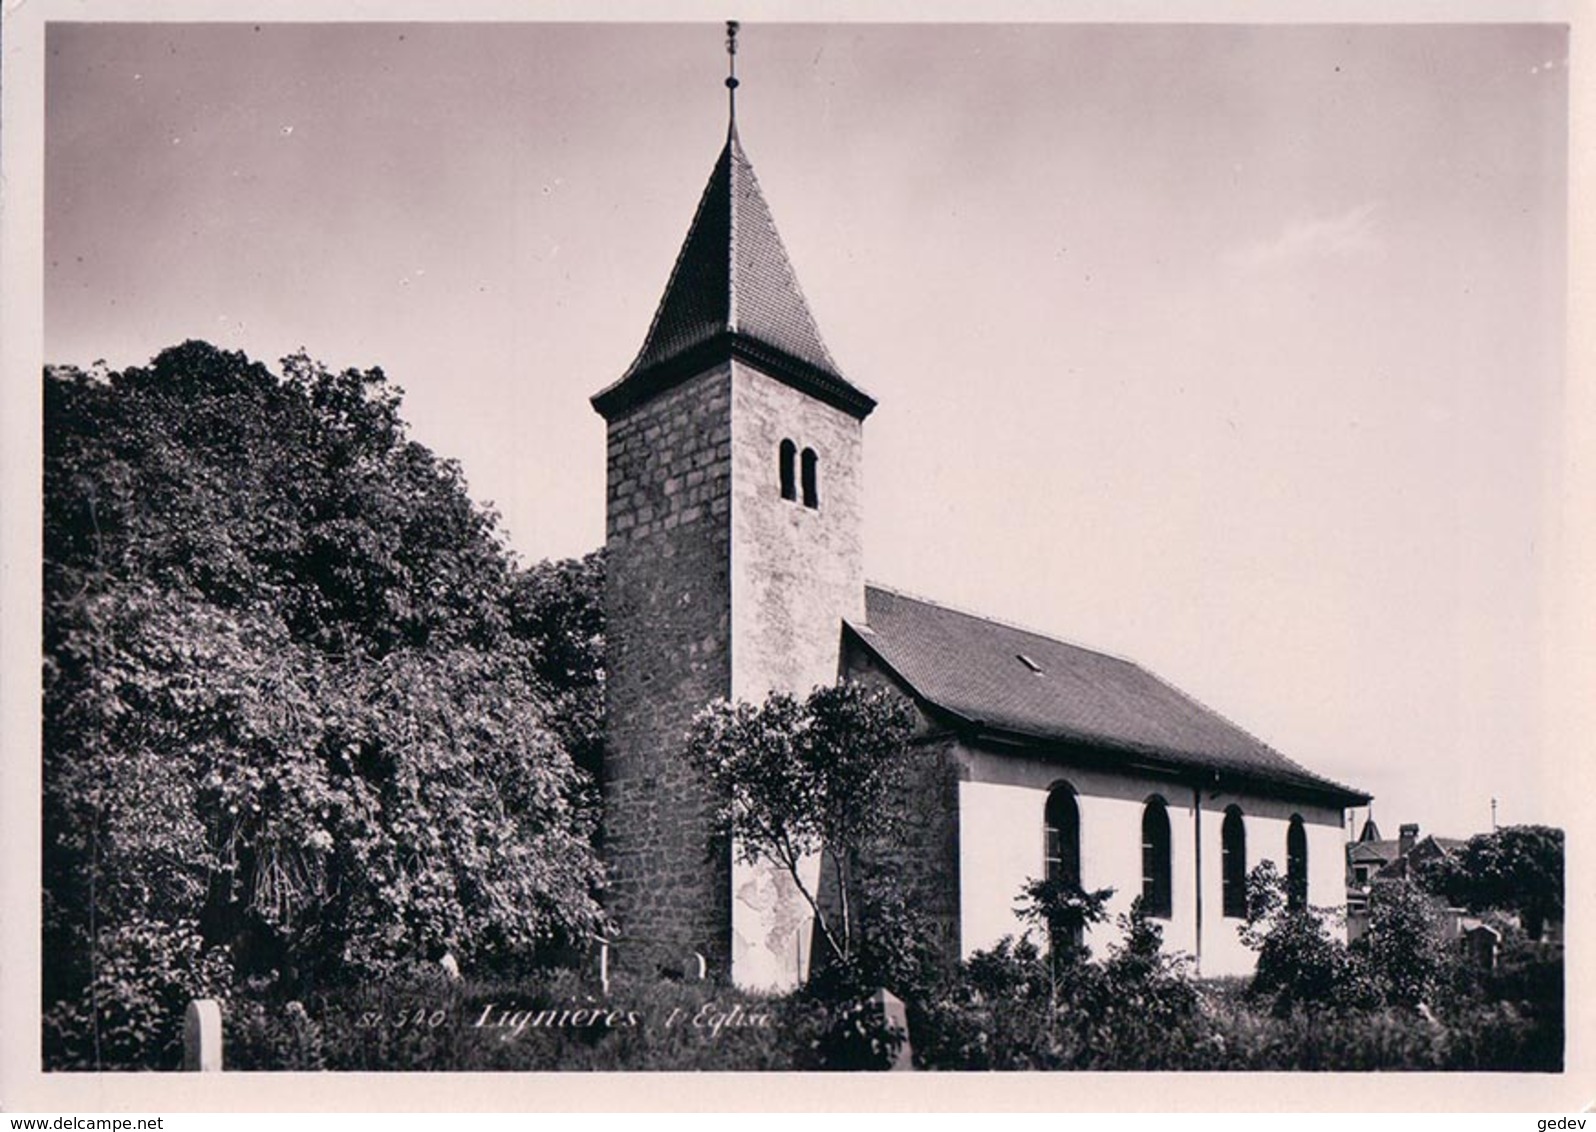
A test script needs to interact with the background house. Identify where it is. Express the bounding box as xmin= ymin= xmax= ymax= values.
xmin=1346 ymin=817 xmax=1469 ymax=943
